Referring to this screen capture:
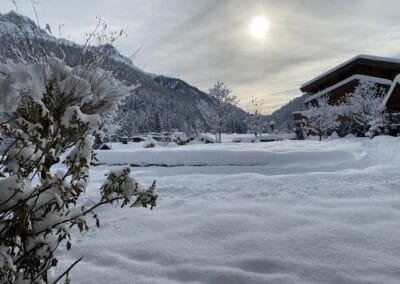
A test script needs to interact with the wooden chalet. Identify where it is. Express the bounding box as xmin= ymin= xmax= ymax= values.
xmin=301 ymin=55 xmax=400 ymax=105
xmin=293 ymin=54 xmax=400 ymax=137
